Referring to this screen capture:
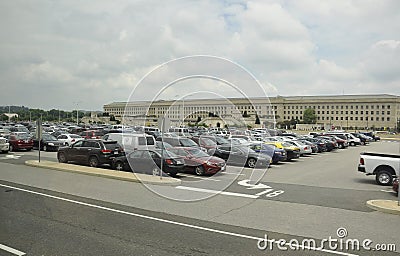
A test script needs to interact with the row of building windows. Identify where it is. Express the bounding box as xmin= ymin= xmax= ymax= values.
xmin=283 ymin=105 xmax=392 ymax=110
xmin=284 ymin=116 xmax=391 ymax=122
xmin=283 ymin=110 xmax=392 ymax=115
